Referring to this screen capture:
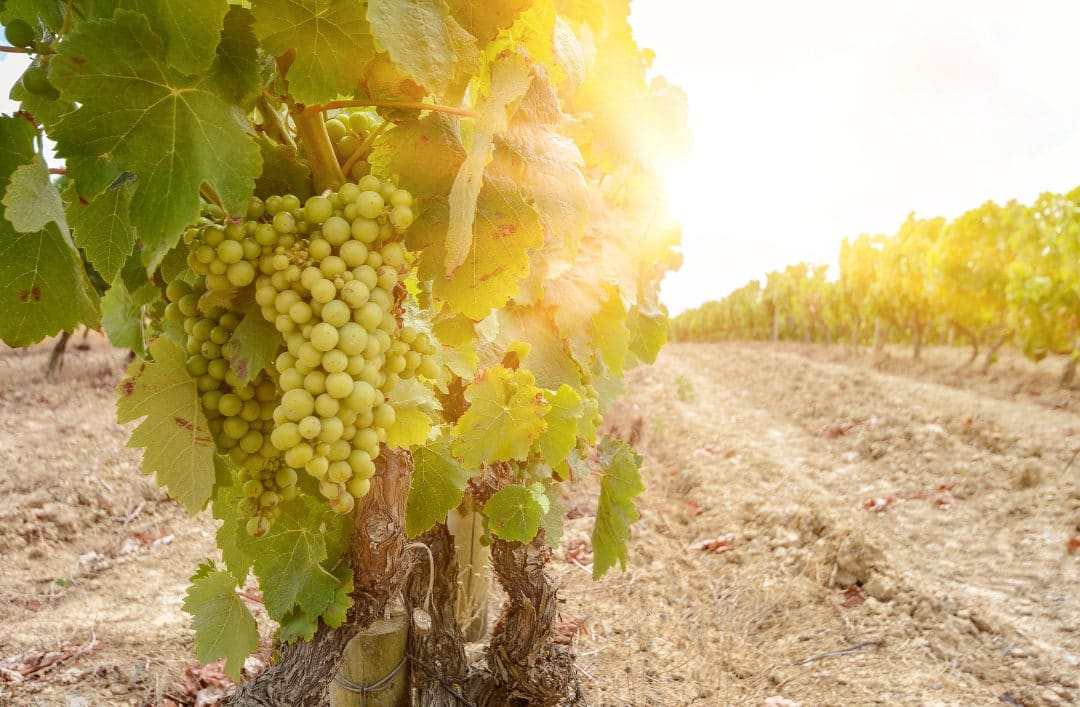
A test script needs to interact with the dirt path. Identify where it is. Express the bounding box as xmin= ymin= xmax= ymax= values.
xmin=1 ymin=339 xmax=1079 ymax=706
